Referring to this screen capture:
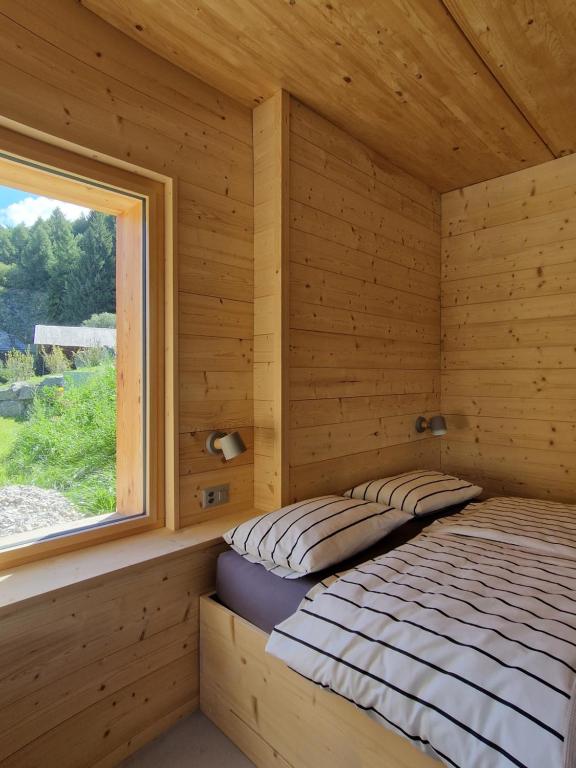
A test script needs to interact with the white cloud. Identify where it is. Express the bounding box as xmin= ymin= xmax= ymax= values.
xmin=0 ymin=196 xmax=90 ymax=227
